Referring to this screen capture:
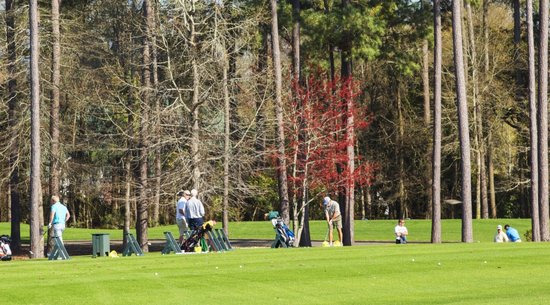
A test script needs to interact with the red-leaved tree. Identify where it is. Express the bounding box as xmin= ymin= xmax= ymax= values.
xmin=285 ymin=70 xmax=373 ymax=246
